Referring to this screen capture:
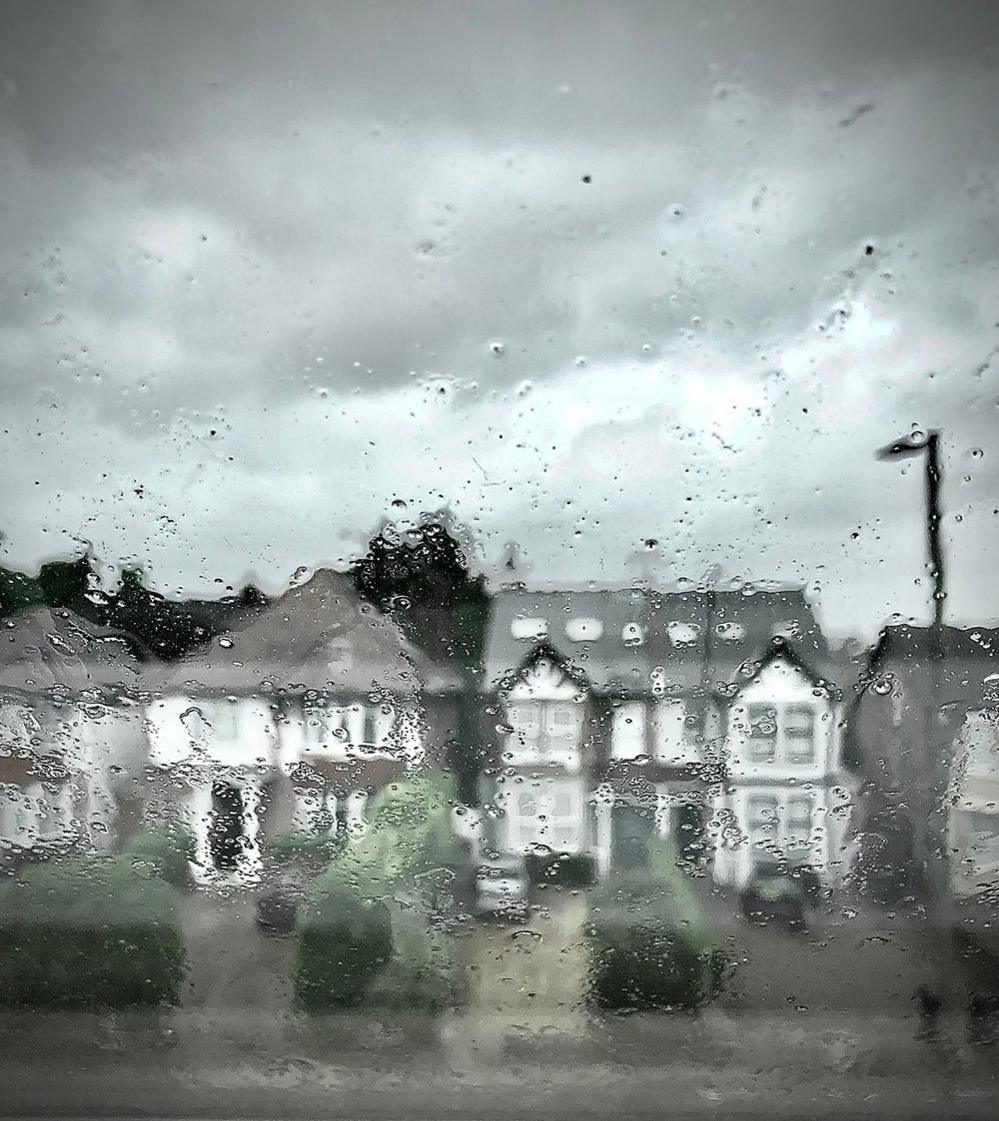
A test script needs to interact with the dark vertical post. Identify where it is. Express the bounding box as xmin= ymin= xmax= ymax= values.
xmin=925 ymin=430 xmax=945 ymax=632
xmin=922 ymin=433 xmax=953 ymax=1003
